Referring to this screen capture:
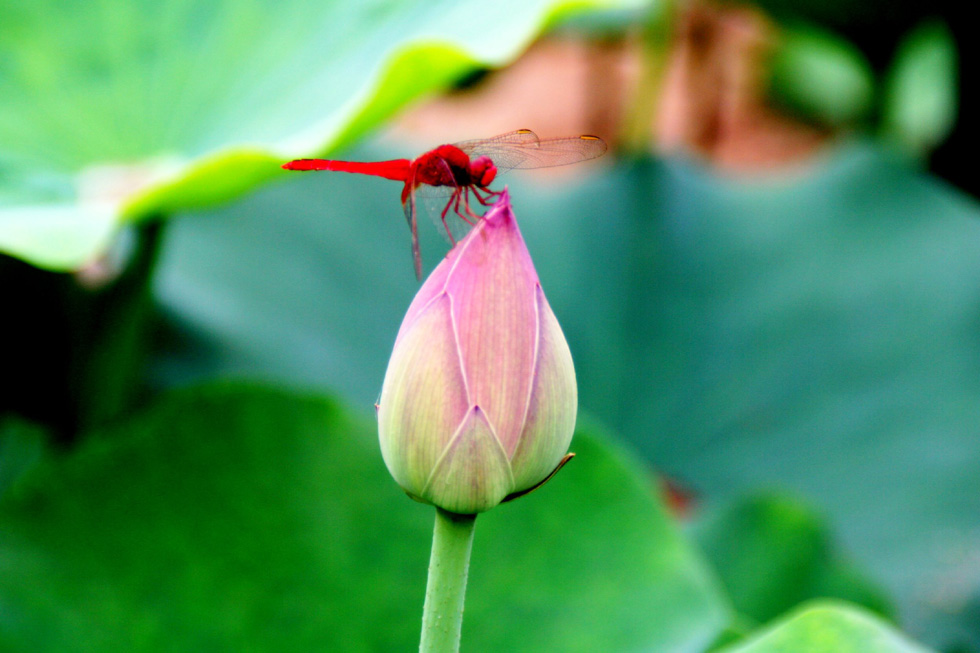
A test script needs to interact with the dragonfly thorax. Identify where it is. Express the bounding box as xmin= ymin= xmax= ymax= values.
xmin=413 ymin=145 xmax=496 ymax=190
